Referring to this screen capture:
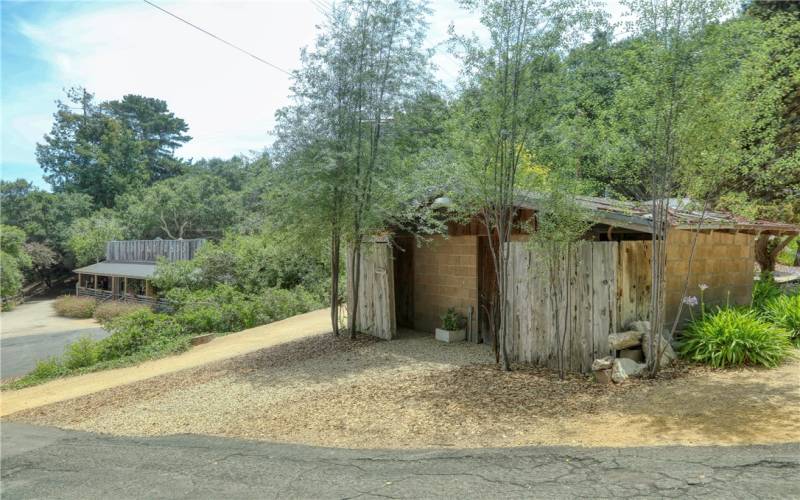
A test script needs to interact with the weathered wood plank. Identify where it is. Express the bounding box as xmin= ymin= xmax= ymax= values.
xmin=105 ymin=239 xmax=206 ymax=263
xmin=504 ymin=241 xmax=620 ymax=374
xmin=346 ymin=241 xmax=396 ymax=340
